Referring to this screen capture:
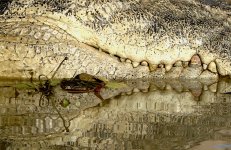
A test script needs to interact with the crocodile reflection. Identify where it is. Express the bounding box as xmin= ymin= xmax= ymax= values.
xmin=0 ymin=79 xmax=231 ymax=149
